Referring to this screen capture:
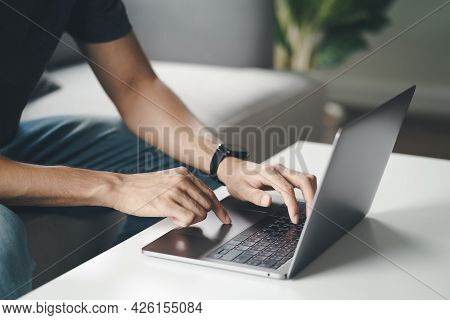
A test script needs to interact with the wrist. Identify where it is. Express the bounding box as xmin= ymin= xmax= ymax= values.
xmin=217 ymin=157 xmax=243 ymax=184
xmin=86 ymin=171 xmax=123 ymax=208
xmin=210 ymin=143 xmax=248 ymax=183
